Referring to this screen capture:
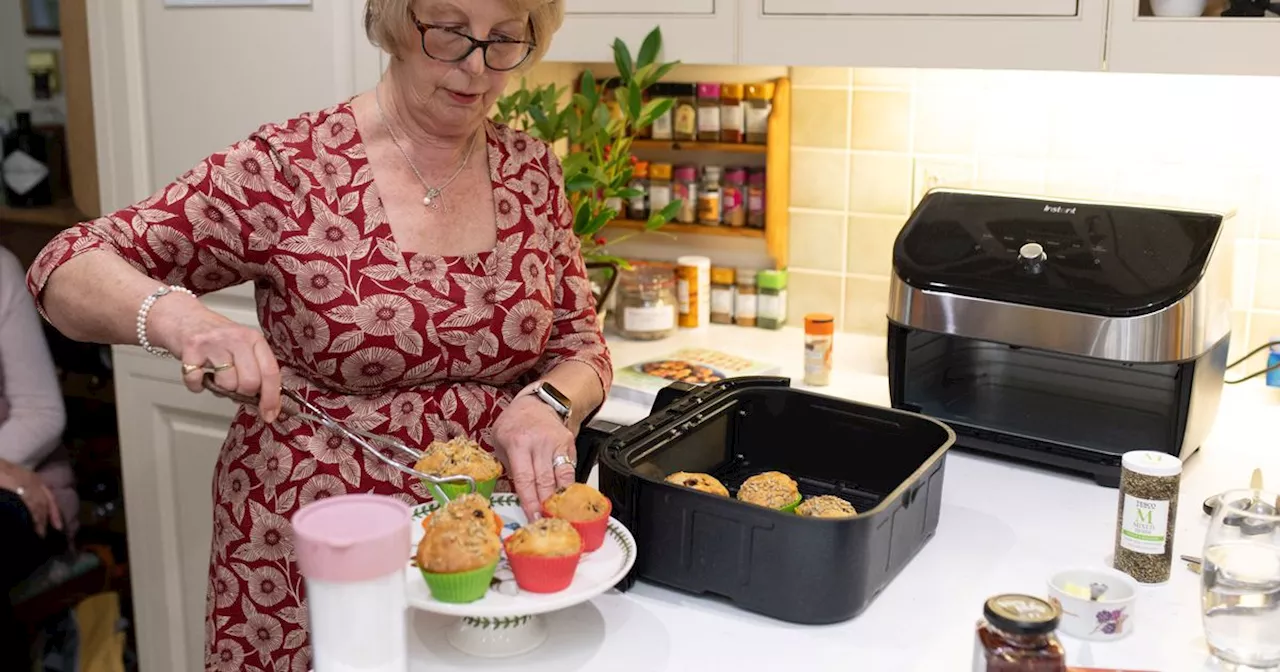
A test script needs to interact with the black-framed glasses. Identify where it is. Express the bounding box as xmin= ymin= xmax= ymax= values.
xmin=413 ymin=17 xmax=535 ymax=72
